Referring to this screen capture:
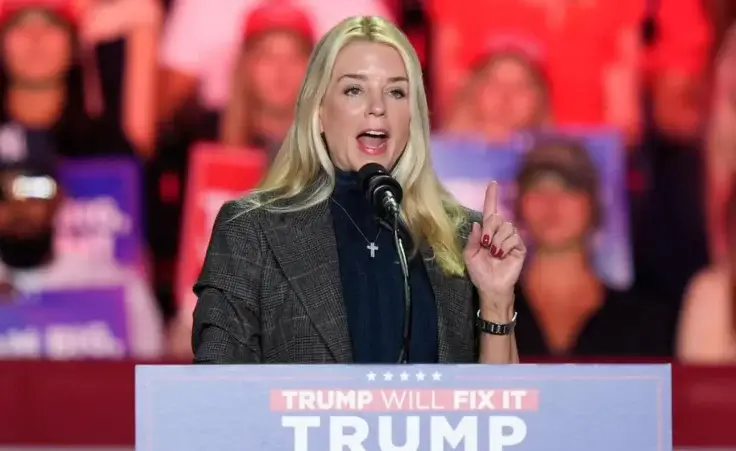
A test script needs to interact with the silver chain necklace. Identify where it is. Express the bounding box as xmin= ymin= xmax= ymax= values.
xmin=331 ymin=198 xmax=382 ymax=258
